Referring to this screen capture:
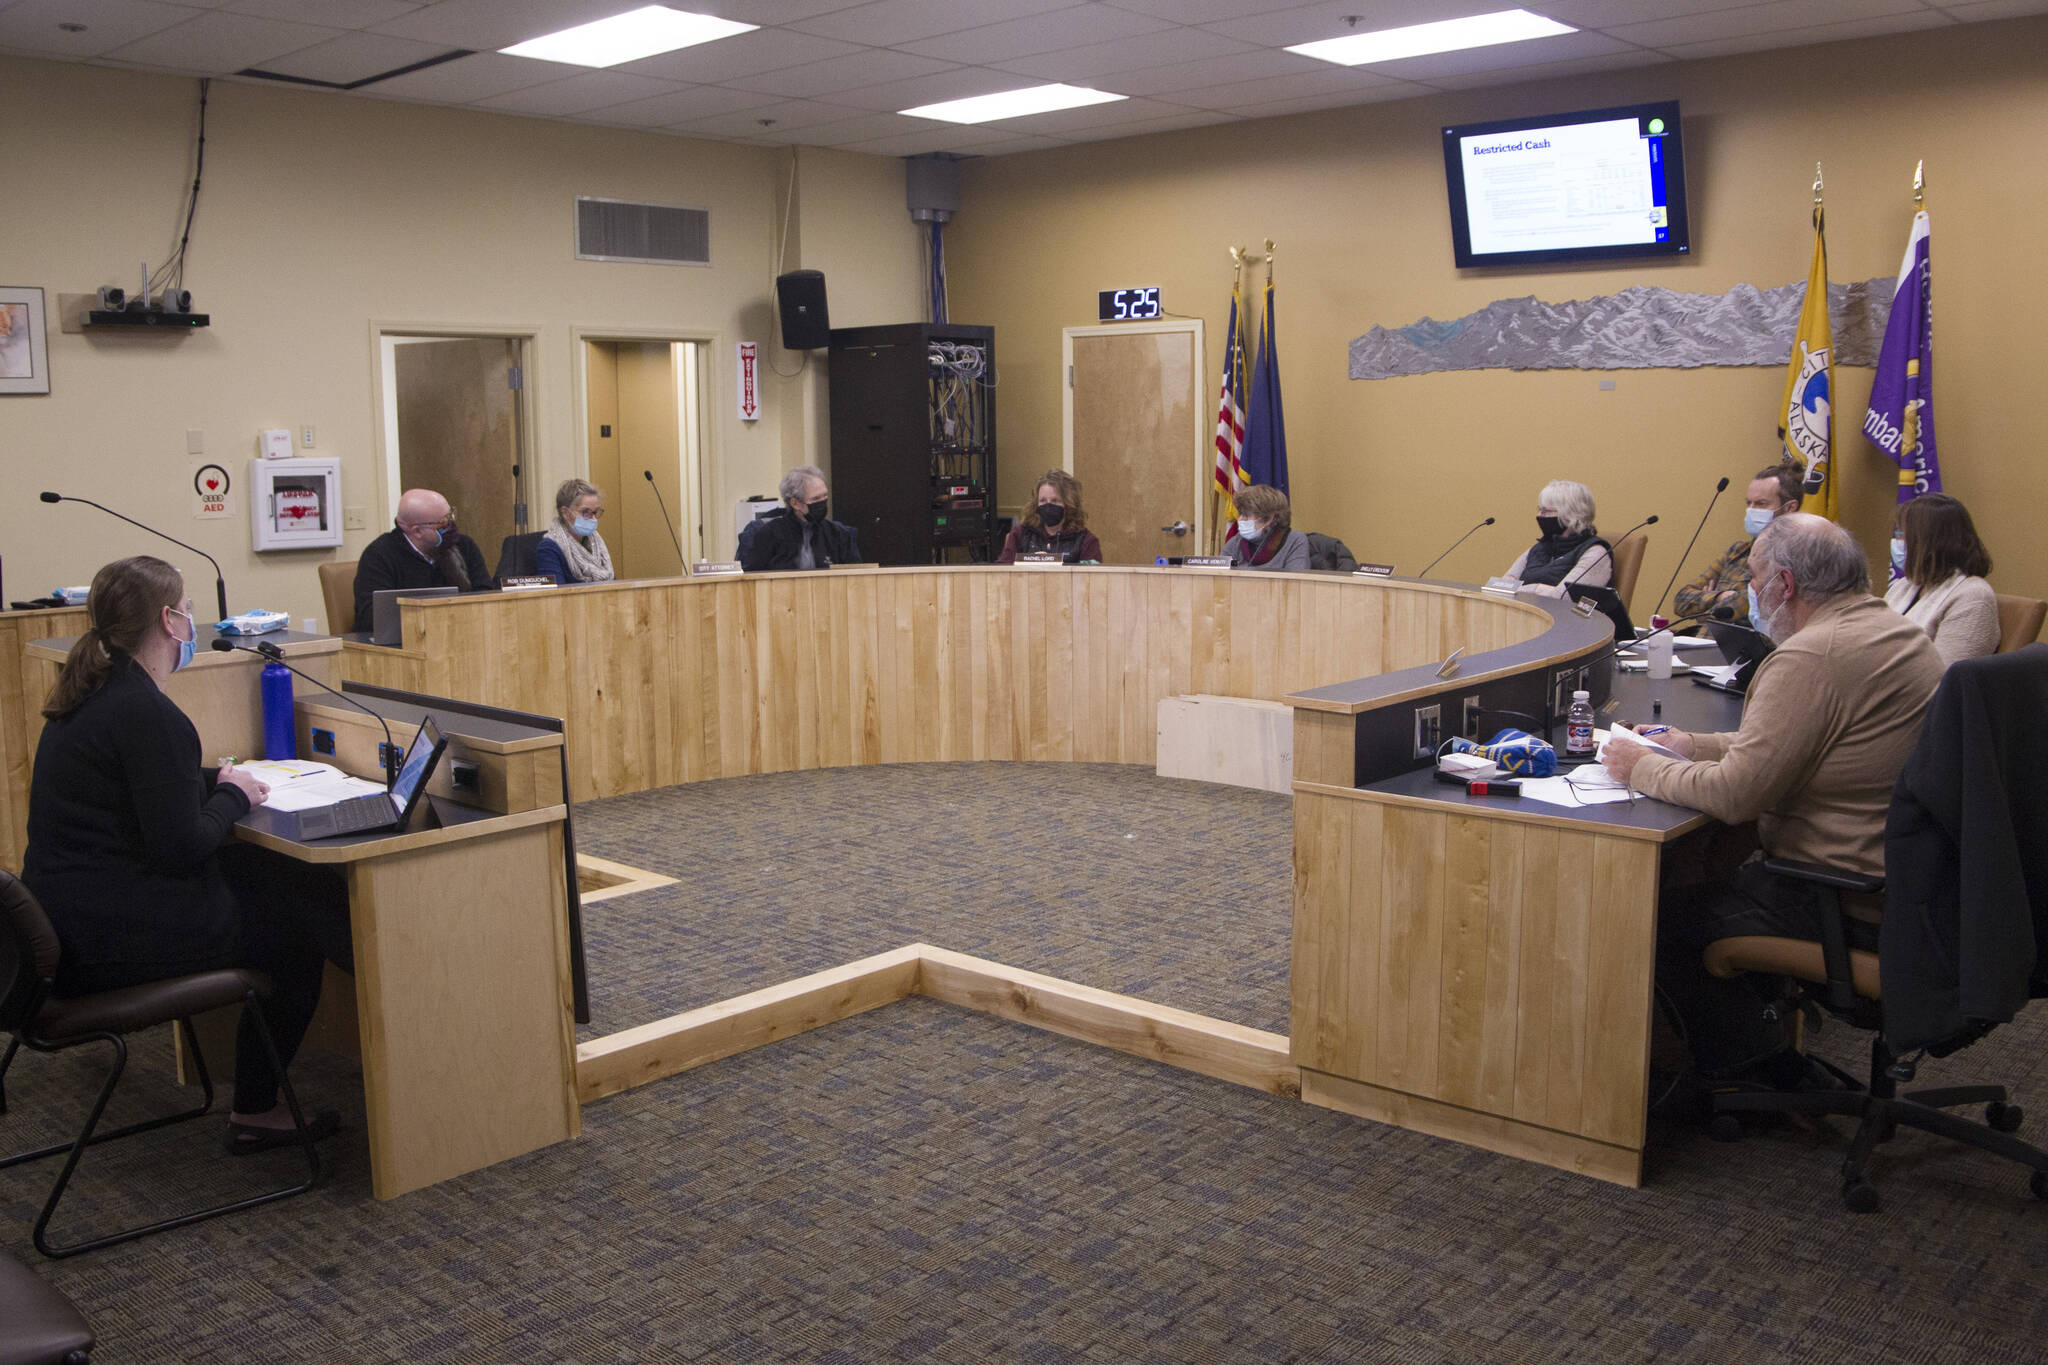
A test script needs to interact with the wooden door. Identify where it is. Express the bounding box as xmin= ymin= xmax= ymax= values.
xmin=1064 ymin=321 xmax=1206 ymax=565
xmin=394 ymin=338 xmax=520 ymax=567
